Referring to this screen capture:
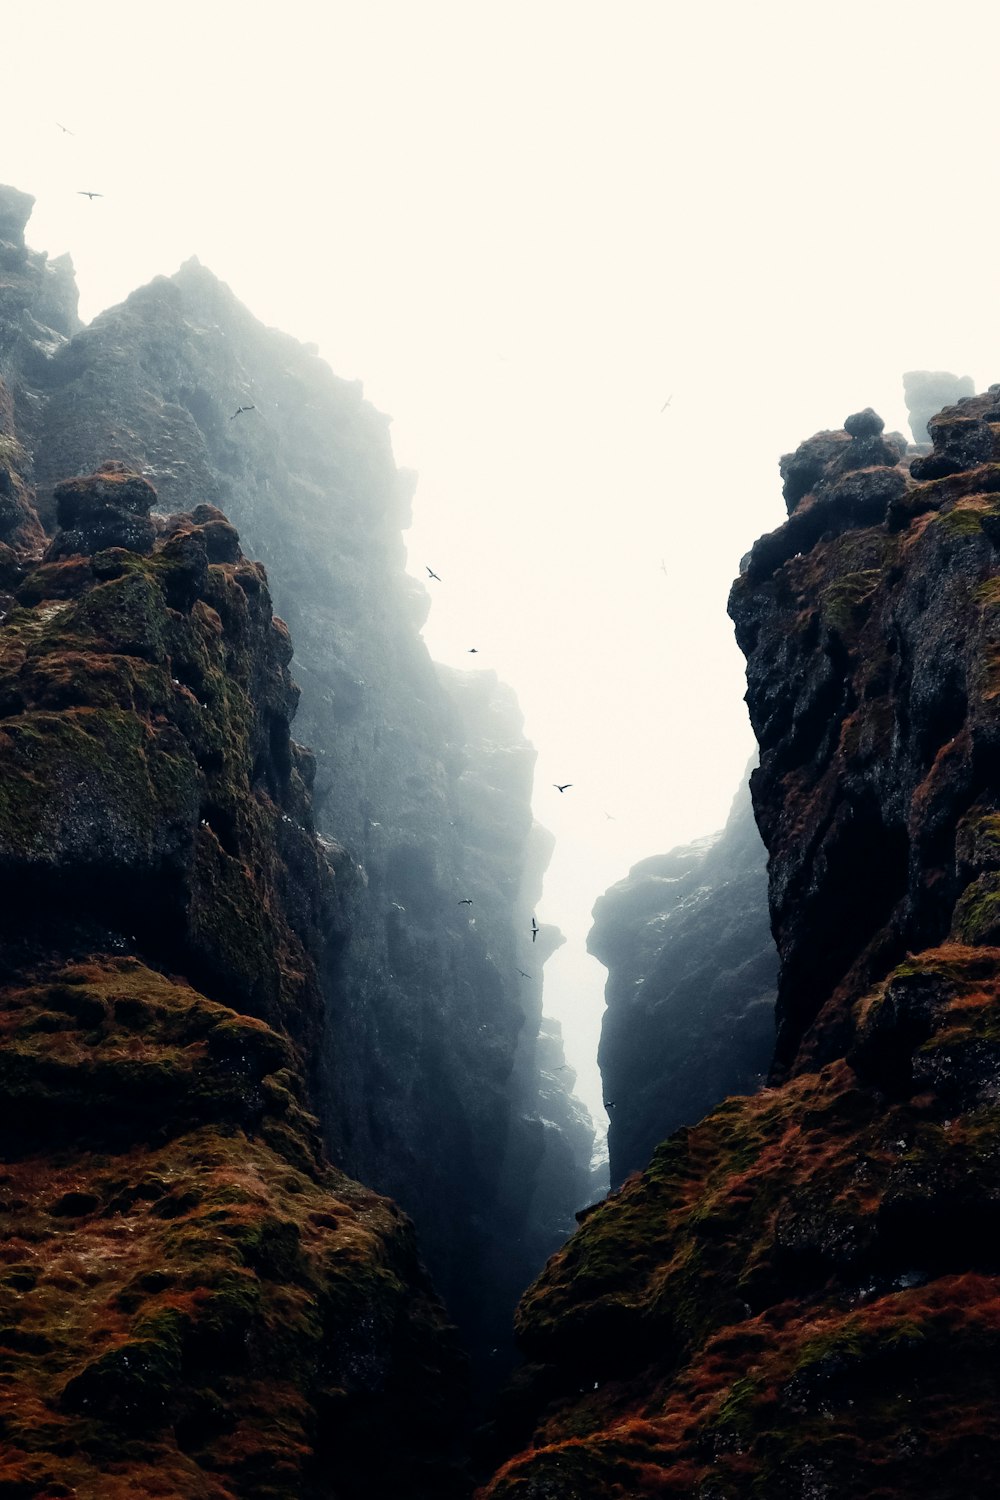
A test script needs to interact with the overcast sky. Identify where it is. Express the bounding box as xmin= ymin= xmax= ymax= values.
xmin=7 ymin=0 xmax=1000 ymax=1127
